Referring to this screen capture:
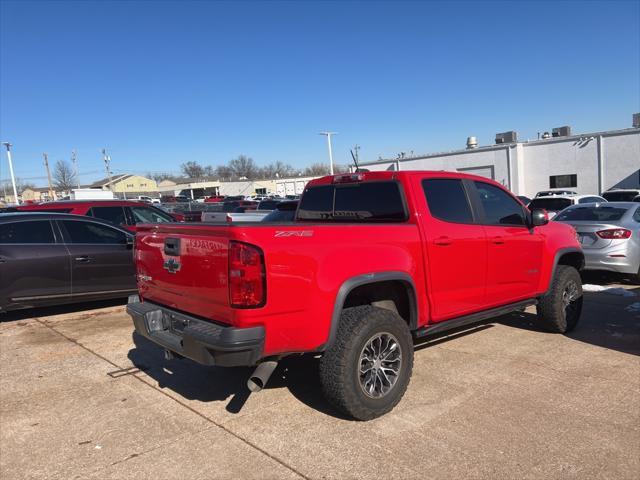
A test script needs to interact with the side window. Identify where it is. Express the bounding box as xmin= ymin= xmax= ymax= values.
xmin=422 ymin=179 xmax=474 ymax=223
xmin=0 ymin=221 xmax=55 ymax=244
xmin=130 ymin=206 xmax=173 ymax=224
xmin=475 ymin=182 xmax=526 ymax=226
xmin=61 ymin=220 xmax=127 ymax=244
xmin=633 ymin=207 xmax=640 ymax=223
xmin=88 ymin=206 xmax=127 ymax=225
